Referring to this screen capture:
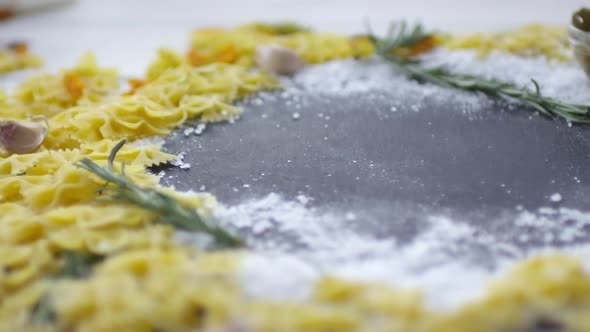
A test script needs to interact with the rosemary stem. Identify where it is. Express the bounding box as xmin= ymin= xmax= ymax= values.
xmin=382 ymin=55 xmax=590 ymax=124
xmin=371 ymin=22 xmax=590 ymax=124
